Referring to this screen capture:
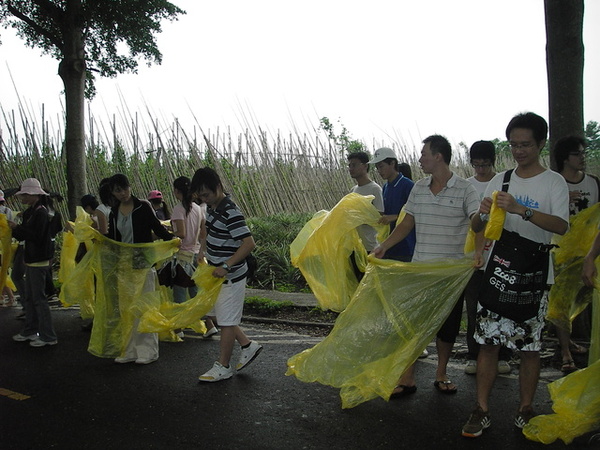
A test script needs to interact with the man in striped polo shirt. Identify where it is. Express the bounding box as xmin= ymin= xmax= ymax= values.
xmin=191 ymin=168 xmax=262 ymax=382
xmin=373 ymin=134 xmax=481 ymax=397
